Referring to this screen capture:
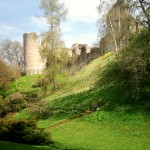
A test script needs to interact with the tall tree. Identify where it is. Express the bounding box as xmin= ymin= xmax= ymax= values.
xmin=127 ymin=0 xmax=150 ymax=31
xmin=40 ymin=0 xmax=67 ymax=93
